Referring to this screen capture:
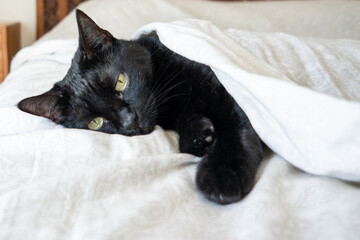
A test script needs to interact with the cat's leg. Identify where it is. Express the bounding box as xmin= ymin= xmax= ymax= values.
xmin=178 ymin=108 xmax=263 ymax=205
xmin=183 ymin=96 xmax=263 ymax=205
xmin=178 ymin=114 xmax=216 ymax=157
xmin=195 ymin=122 xmax=263 ymax=205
